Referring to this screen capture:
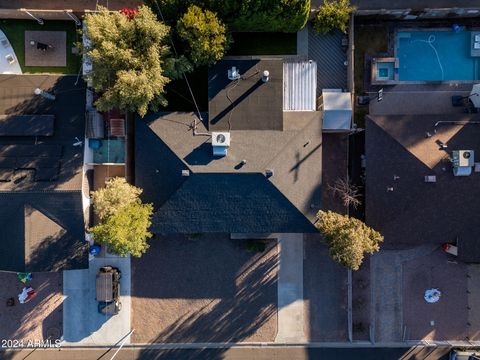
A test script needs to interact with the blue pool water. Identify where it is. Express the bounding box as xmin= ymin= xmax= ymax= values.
xmin=397 ymin=31 xmax=480 ymax=81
